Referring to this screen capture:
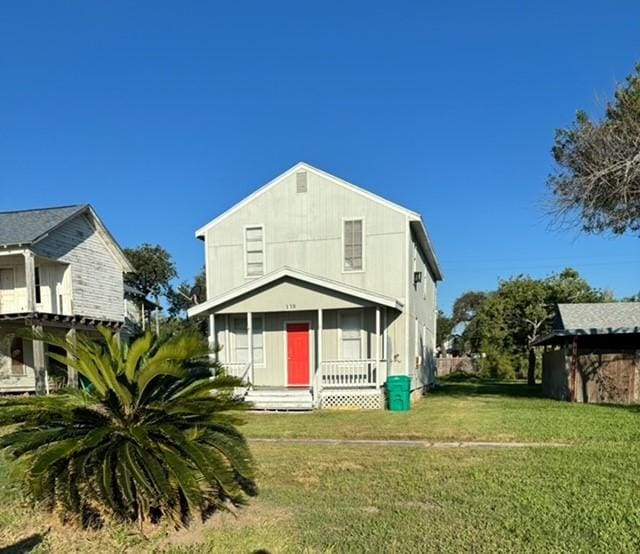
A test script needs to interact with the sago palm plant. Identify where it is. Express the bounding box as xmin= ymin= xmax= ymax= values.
xmin=0 ymin=327 xmax=256 ymax=528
